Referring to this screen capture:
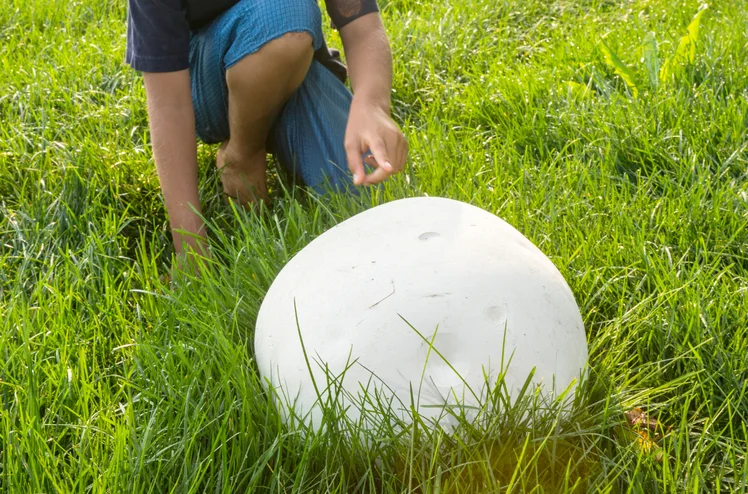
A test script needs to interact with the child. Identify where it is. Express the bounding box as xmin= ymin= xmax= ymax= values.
xmin=126 ymin=0 xmax=407 ymax=258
